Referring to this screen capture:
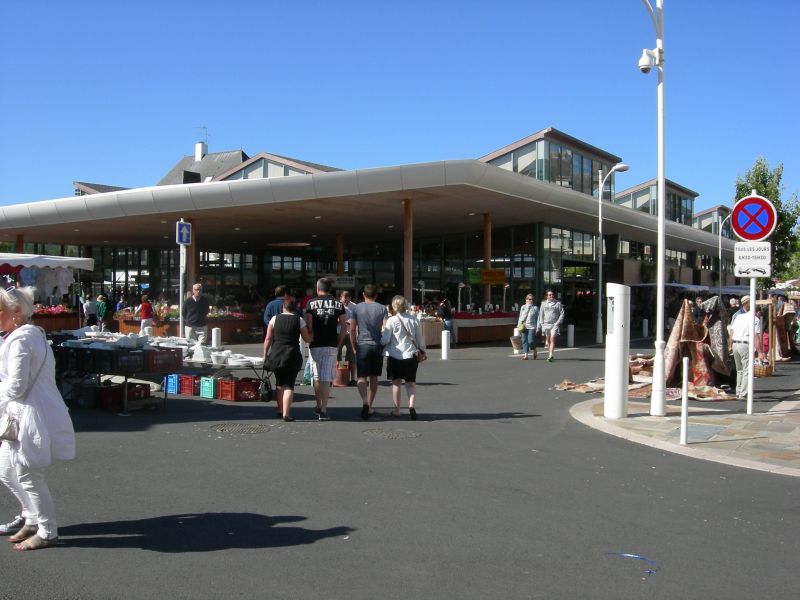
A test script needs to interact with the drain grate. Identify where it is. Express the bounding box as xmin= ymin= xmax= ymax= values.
xmin=363 ymin=429 xmax=420 ymax=440
xmin=211 ymin=423 xmax=271 ymax=434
